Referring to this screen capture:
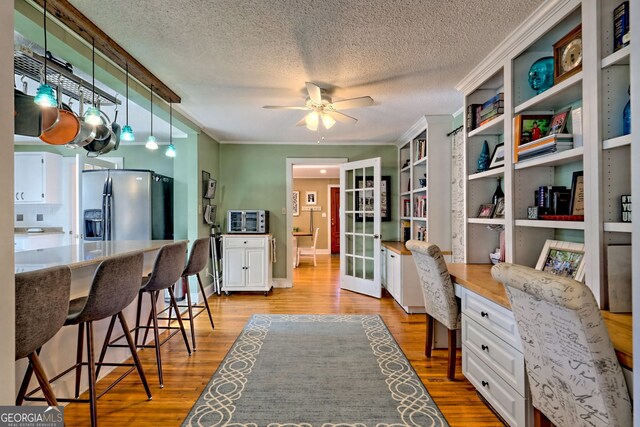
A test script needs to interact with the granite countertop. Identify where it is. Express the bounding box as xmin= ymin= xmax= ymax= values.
xmin=15 ymin=227 xmax=65 ymax=236
xmin=14 ymin=240 xmax=182 ymax=273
